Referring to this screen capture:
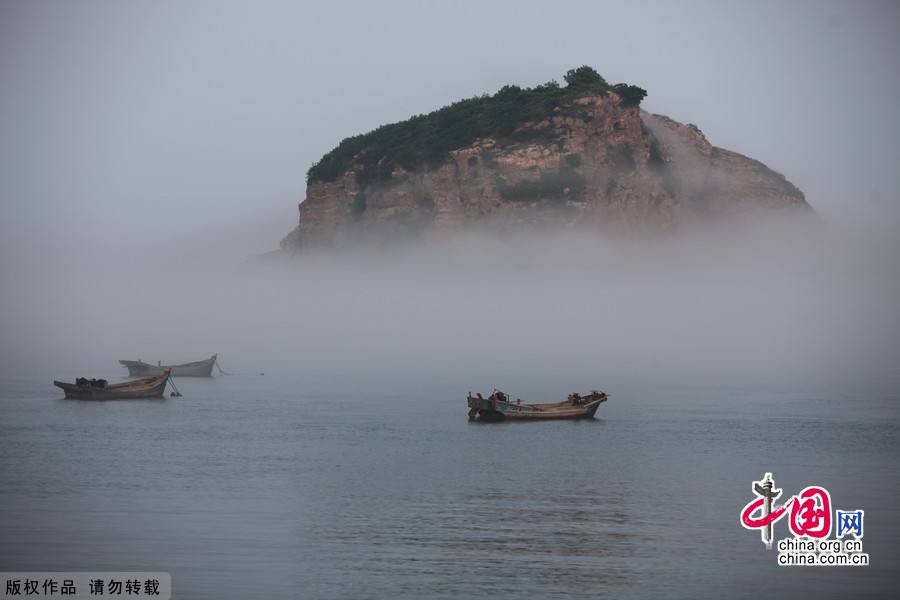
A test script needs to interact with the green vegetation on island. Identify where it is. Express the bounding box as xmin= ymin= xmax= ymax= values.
xmin=307 ymin=66 xmax=647 ymax=187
